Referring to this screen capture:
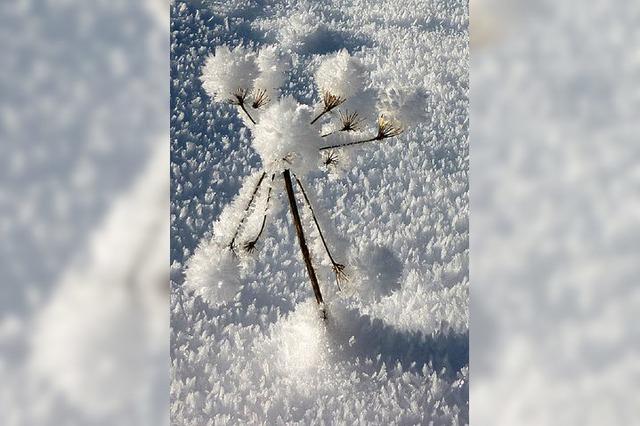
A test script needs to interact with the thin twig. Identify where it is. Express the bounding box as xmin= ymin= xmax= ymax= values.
xmin=319 ymin=135 xmax=378 ymax=151
xmin=239 ymin=103 xmax=256 ymax=124
xmin=310 ymin=109 xmax=329 ymax=125
xmin=294 ymin=174 xmax=346 ymax=291
xmin=243 ymin=174 xmax=275 ymax=252
xmin=319 ymin=116 xmax=404 ymax=151
xmin=229 ymin=171 xmax=266 ymax=252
